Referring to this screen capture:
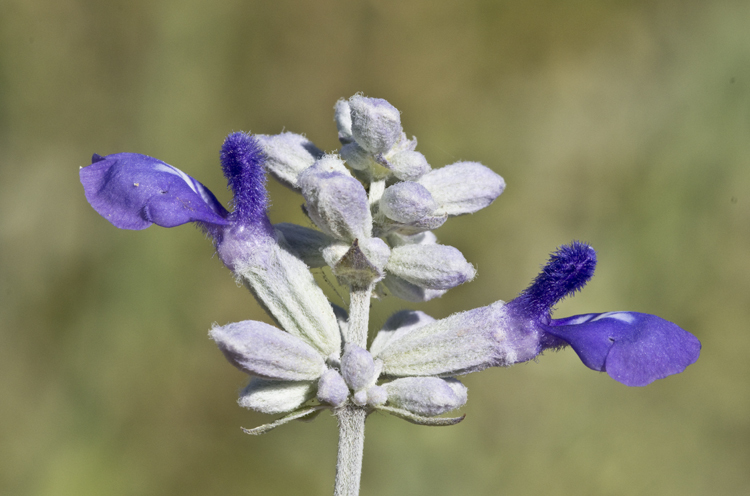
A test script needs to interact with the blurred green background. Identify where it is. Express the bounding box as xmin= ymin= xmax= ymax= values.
xmin=1 ymin=0 xmax=749 ymax=495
